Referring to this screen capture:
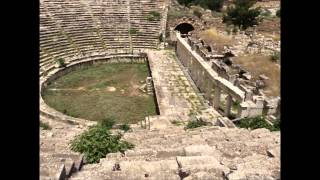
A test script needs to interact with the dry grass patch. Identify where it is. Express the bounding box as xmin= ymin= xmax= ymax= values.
xmin=198 ymin=28 xmax=233 ymax=53
xmin=233 ymin=55 xmax=280 ymax=97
